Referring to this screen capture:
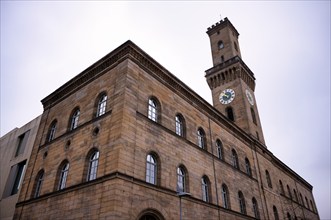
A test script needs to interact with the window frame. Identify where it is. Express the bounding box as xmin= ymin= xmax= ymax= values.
xmin=245 ymin=157 xmax=252 ymax=176
xmin=225 ymin=106 xmax=234 ymax=121
xmin=175 ymin=114 xmax=185 ymax=137
xmin=201 ymin=176 xmax=210 ymax=202
xmin=146 ymin=154 xmax=157 ymax=185
xmin=33 ymin=170 xmax=44 ymax=198
xmin=231 ymin=149 xmax=239 ymax=169
xmin=96 ymin=93 xmax=107 ymax=117
xmin=69 ymin=108 xmax=80 ymax=130
xmin=279 ymin=180 xmax=285 ymax=194
xmin=58 ymin=162 xmax=70 ymax=190
xmin=287 ymin=185 xmax=292 ymax=199
xmin=148 ymin=97 xmax=159 ymax=122
xmin=177 ymin=166 xmax=188 ymax=193
xmin=252 ymin=197 xmax=260 ymax=219
xmin=238 ymin=191 xmax=246 ymax=214
xmin=47 ymin=120 xmax=57 ymax=142
xmin=265 ymin=170 xmax=272 ymax=188
xmin=216 ymin=139 xmax=223 ymax=160
xmin=87 ymin=150 xmax=99 ymax=181
xmin=218 ymin=40 xmax=224 ymax=49
xmin=197 ymin=128 xmax=206 ymax=149
xmin=221 ymin=184 xmax=230 ymax=209
xmin=273 ymin=206 xmax=279 ymax=220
